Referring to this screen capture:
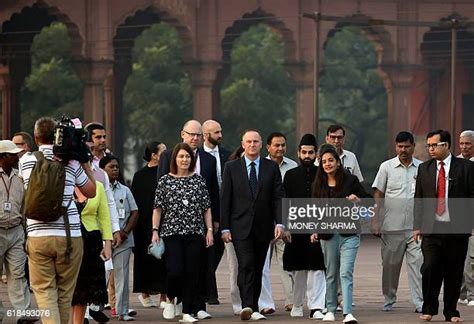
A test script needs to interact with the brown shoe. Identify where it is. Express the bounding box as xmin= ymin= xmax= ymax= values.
xmin=284 ymin=304 xmax=293 ymax=312
xmin=260 ymin=308 xmax=275 ymax=315
xmin=240 ymin=307 xmax=252 ymax=321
